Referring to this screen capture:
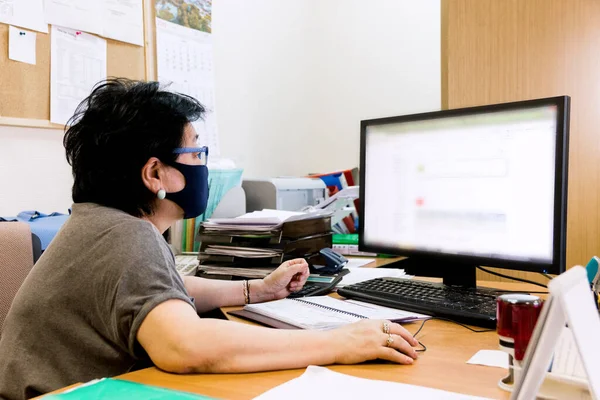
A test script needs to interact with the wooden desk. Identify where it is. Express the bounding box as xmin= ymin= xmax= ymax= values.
xmin=115 ymin=260 xmax=546 ymax=400
xmin=44 ymin=258 xmax=546 ymax=399
xmin=120 ymin=318 xmax=508 ymax=399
